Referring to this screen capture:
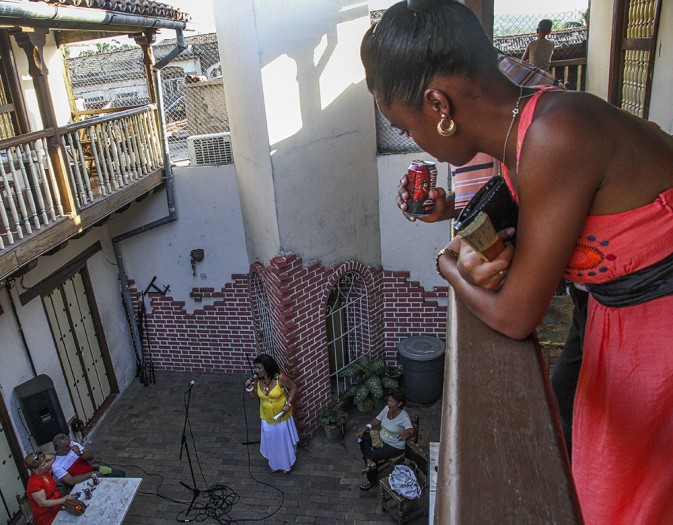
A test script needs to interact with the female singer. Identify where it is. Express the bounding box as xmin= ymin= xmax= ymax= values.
xmin=245 ymin=353 xmax=299 ymax=473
